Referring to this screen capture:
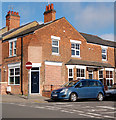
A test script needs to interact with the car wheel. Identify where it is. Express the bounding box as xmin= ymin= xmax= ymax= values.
xmin=69 ymin=93 xmax=77 ymax=102
xmin=97 ymin=93 xmax=104 ymax=101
